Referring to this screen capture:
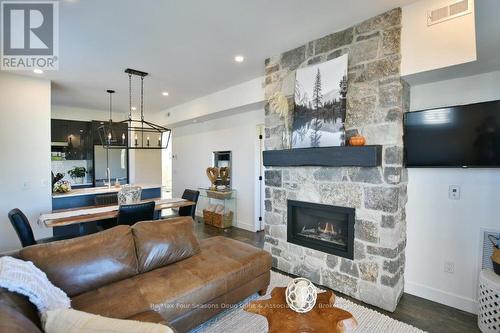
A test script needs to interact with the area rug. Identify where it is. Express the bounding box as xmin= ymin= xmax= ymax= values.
xmin=190 ymin=271 xmax=426 ymax=333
